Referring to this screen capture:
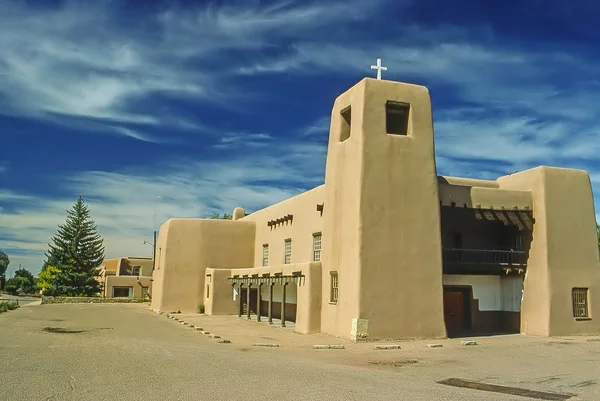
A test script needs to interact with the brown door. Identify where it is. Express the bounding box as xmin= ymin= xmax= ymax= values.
xmin=444 ymin=291 xmax=466 ymax=337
